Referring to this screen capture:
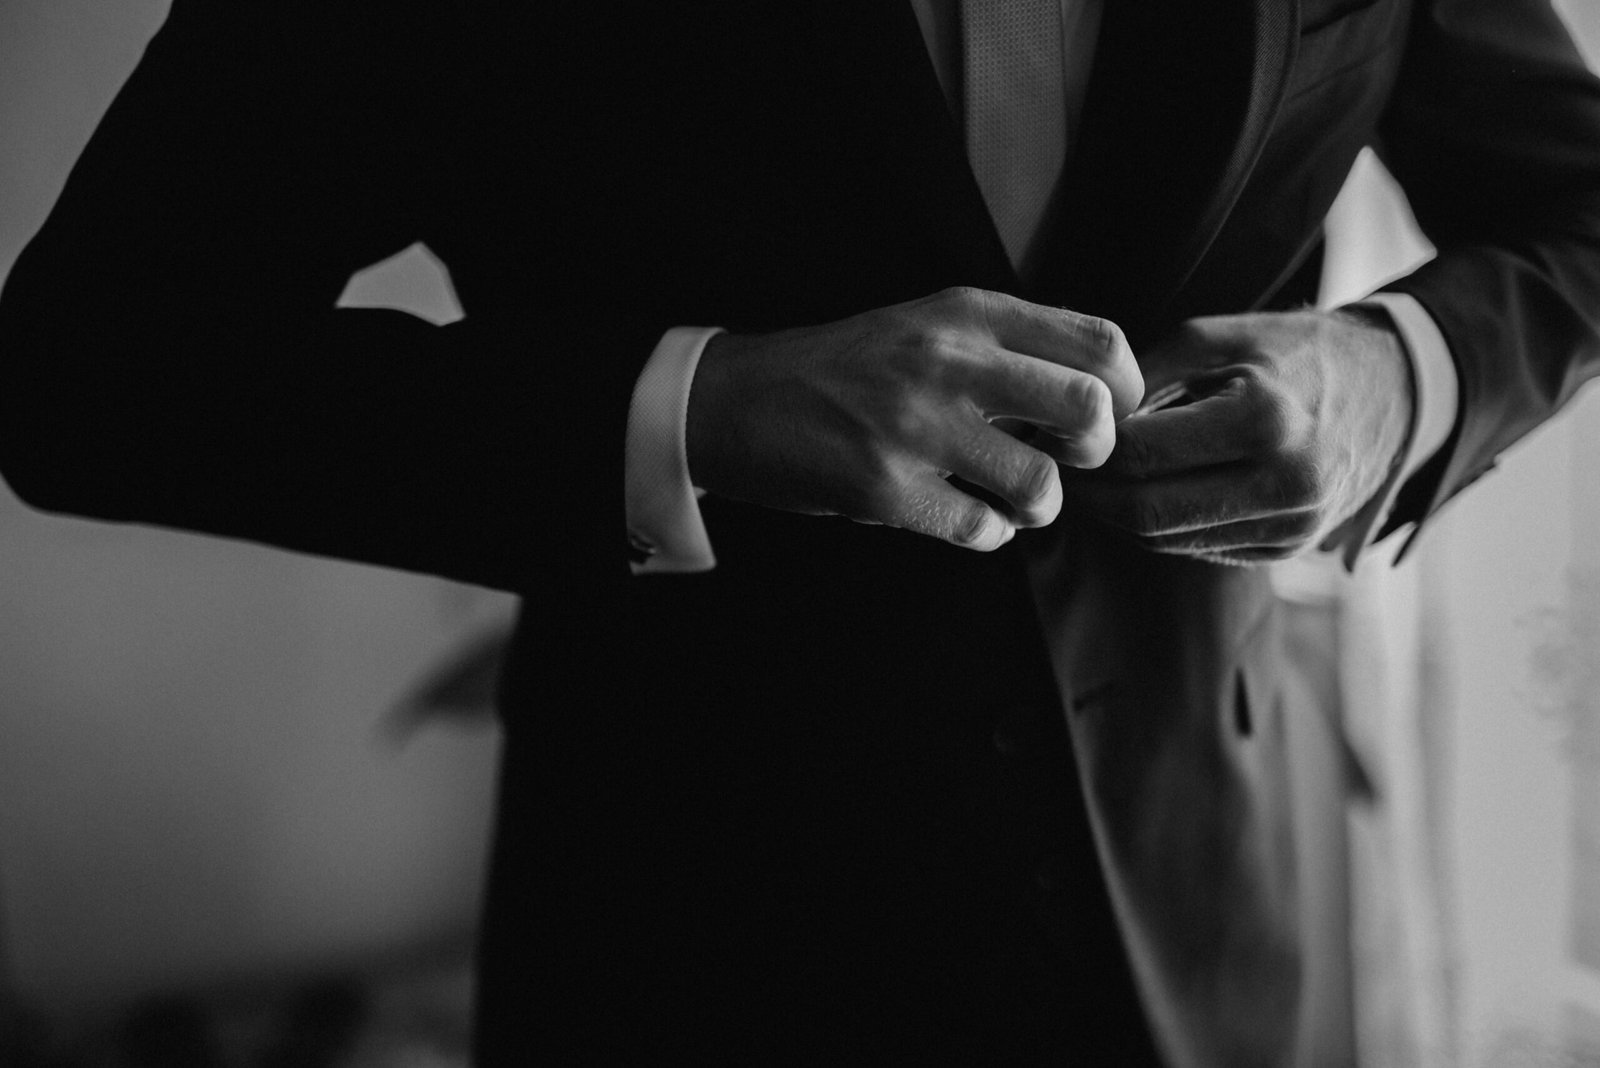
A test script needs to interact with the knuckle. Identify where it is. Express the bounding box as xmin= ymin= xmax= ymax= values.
xmin=1007 ymin=455 xmax=1061 ymax=526
xmin=1016 ymin=453 xmax=1058 ymax=506
xmin=937 ymin=285 xmax=987 ymax=315
xmin=886 ymin=396 xmax=934 ymax=444
xmin=1024 ymin=375 xmax=1115 ymax=467
xmin=919 ymin=324 xmax=961 ymax=359
xmin=869 ymin=382 xmax=935 ymax=445
xmin=1079 ymin=315 xmax=1129 ymax=366
xmin=897 ymin=322 xmax=978 ymax=390
xmin=1058 ymin=373 xmax=1112 ymax=428
xmin=1081 ymin=372 xmax=1114 ymax=417
xmin=949 ymin=502 xmax=994 ymax=548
